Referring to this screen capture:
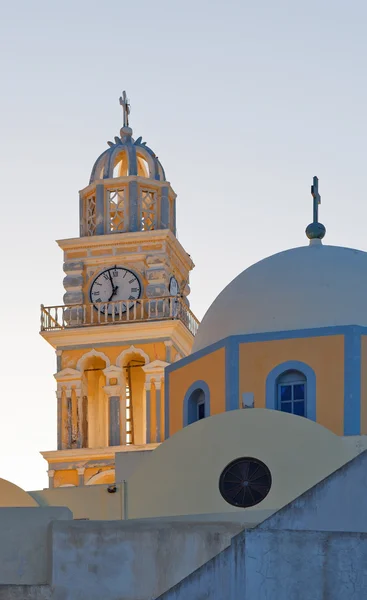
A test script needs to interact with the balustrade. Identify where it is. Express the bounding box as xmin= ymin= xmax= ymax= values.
xmin=41 ymin=296 xmax=199 ymax=337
